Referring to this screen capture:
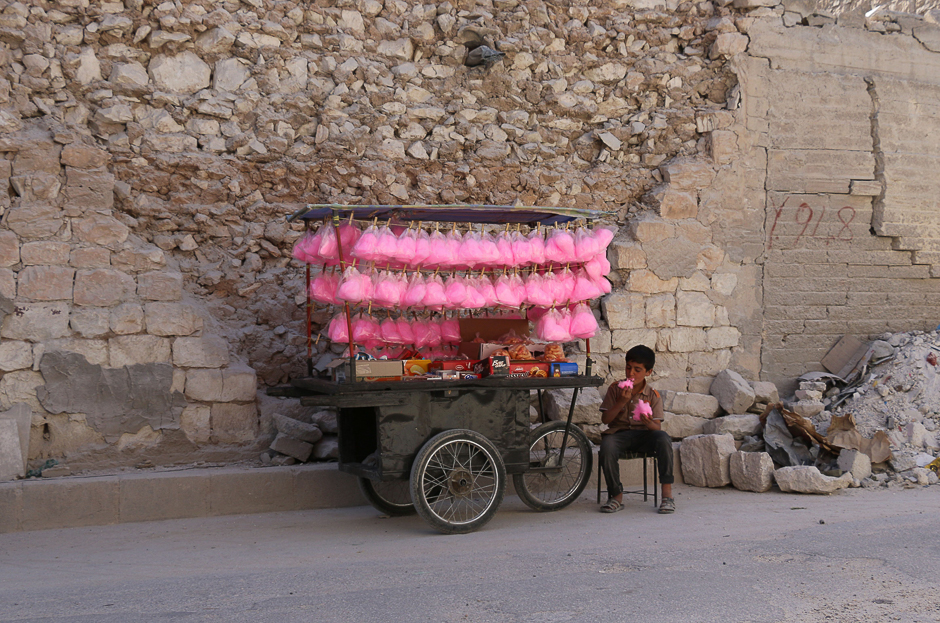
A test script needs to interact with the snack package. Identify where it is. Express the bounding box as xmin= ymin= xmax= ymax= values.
xmin=542 ymin=343 xmax=567 ymax=362
xmin=508 ymin=344 xmax=534 ymax=360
